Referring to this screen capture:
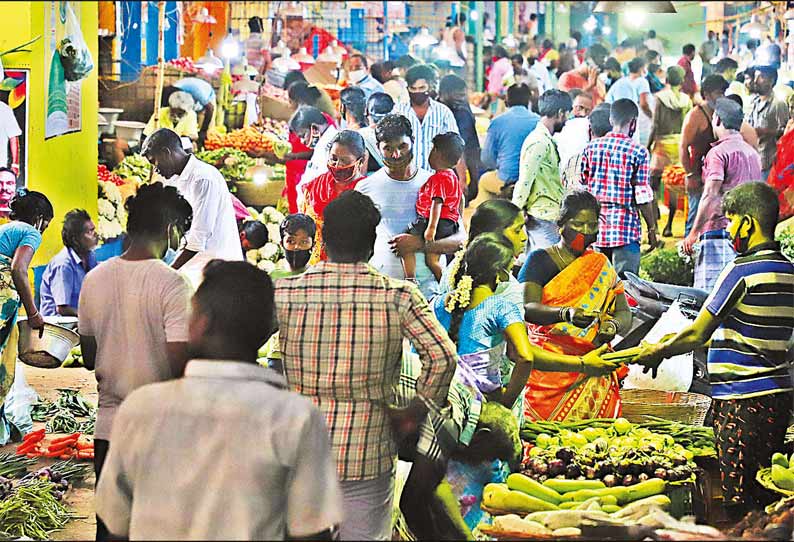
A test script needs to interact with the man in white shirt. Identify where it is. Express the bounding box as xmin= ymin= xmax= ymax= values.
xmin=392 ymin=64 xmax=462 ymax=178
xmin=142 ymin=129 xmax=243 ymax=287
xmin=356 ymin=114 xmax=465 ymax=299
xmin=292 ymin=106 xmax=339 ymax=206
xmin=644 ymin=30 xmax=665 ymax=57
xmin=0 ymin=100 xmax=21 ymax=175
xmin=96 ymin=261 xmax=342 ymax=540
xmin=79 ymin=182 xmax=194 ymax=541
